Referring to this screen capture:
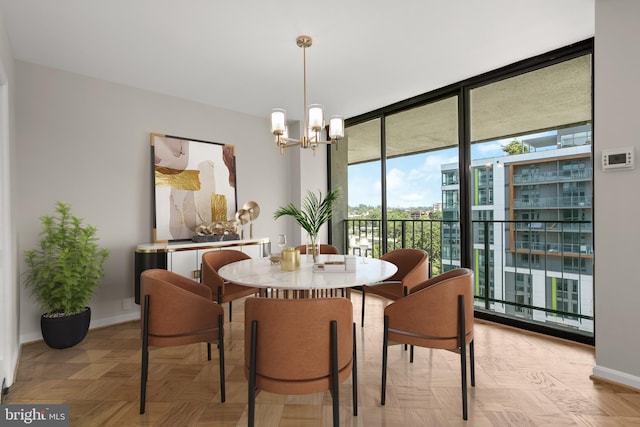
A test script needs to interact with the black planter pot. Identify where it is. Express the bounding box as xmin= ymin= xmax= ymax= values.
xmin=40 ymin=307 xmax=91 ymax=349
